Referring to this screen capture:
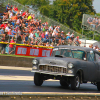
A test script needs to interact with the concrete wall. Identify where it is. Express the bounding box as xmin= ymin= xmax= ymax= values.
xmin=0 ymin=55 xmax=33 ymax=67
